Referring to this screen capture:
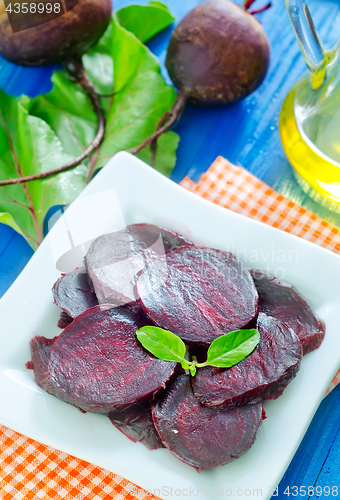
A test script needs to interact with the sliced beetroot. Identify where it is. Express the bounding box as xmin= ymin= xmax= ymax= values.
xmin=85 ymin=224 xmax=193 ymax=307
xmin=152 ymin=374 xmax=264 ymax=470
xmin=52 ymin=268 xmax=98 ymax=319
xmin=192 ymin=313 xmax=303 ymax=409
xmin=136 ymin=246 xmax=258 ymax=345
xmin=27 ymin=336 xmax=58 ymax=394
xmin=28 ymin=305 xmax=176 ymax=414
xmin=109 ymin=405 xmax=164 ymax=450
xmin=58 ymin=312 xmax=74 ymax=329
xmin=250 ymin=270 xmax=325 ymax=355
